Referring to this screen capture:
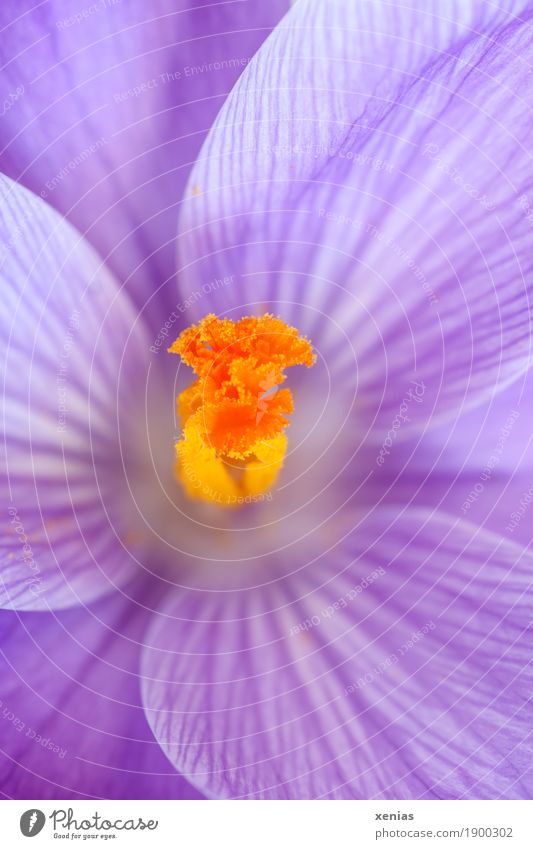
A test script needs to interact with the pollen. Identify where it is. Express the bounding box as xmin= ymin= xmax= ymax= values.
xmin=168 ymin=314 xmax=315 ymax=507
